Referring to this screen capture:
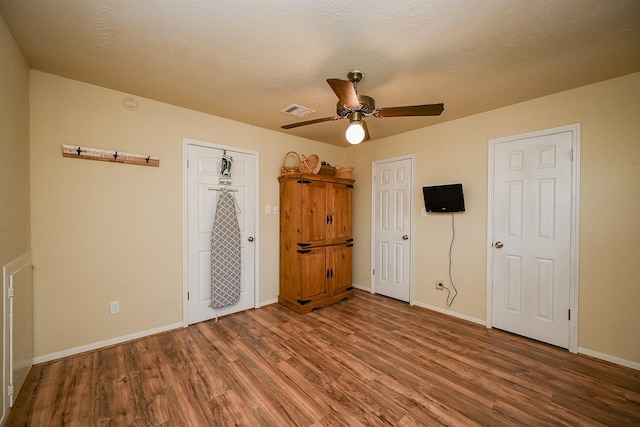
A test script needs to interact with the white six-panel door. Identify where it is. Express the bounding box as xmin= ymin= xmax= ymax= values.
xmin=372 ymin=157 xmax=413 ymax=302
xmin=186 ymin=142 xmax=256 ymax=324
xmin=489 ymin=128 xmax=576 ymax=349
